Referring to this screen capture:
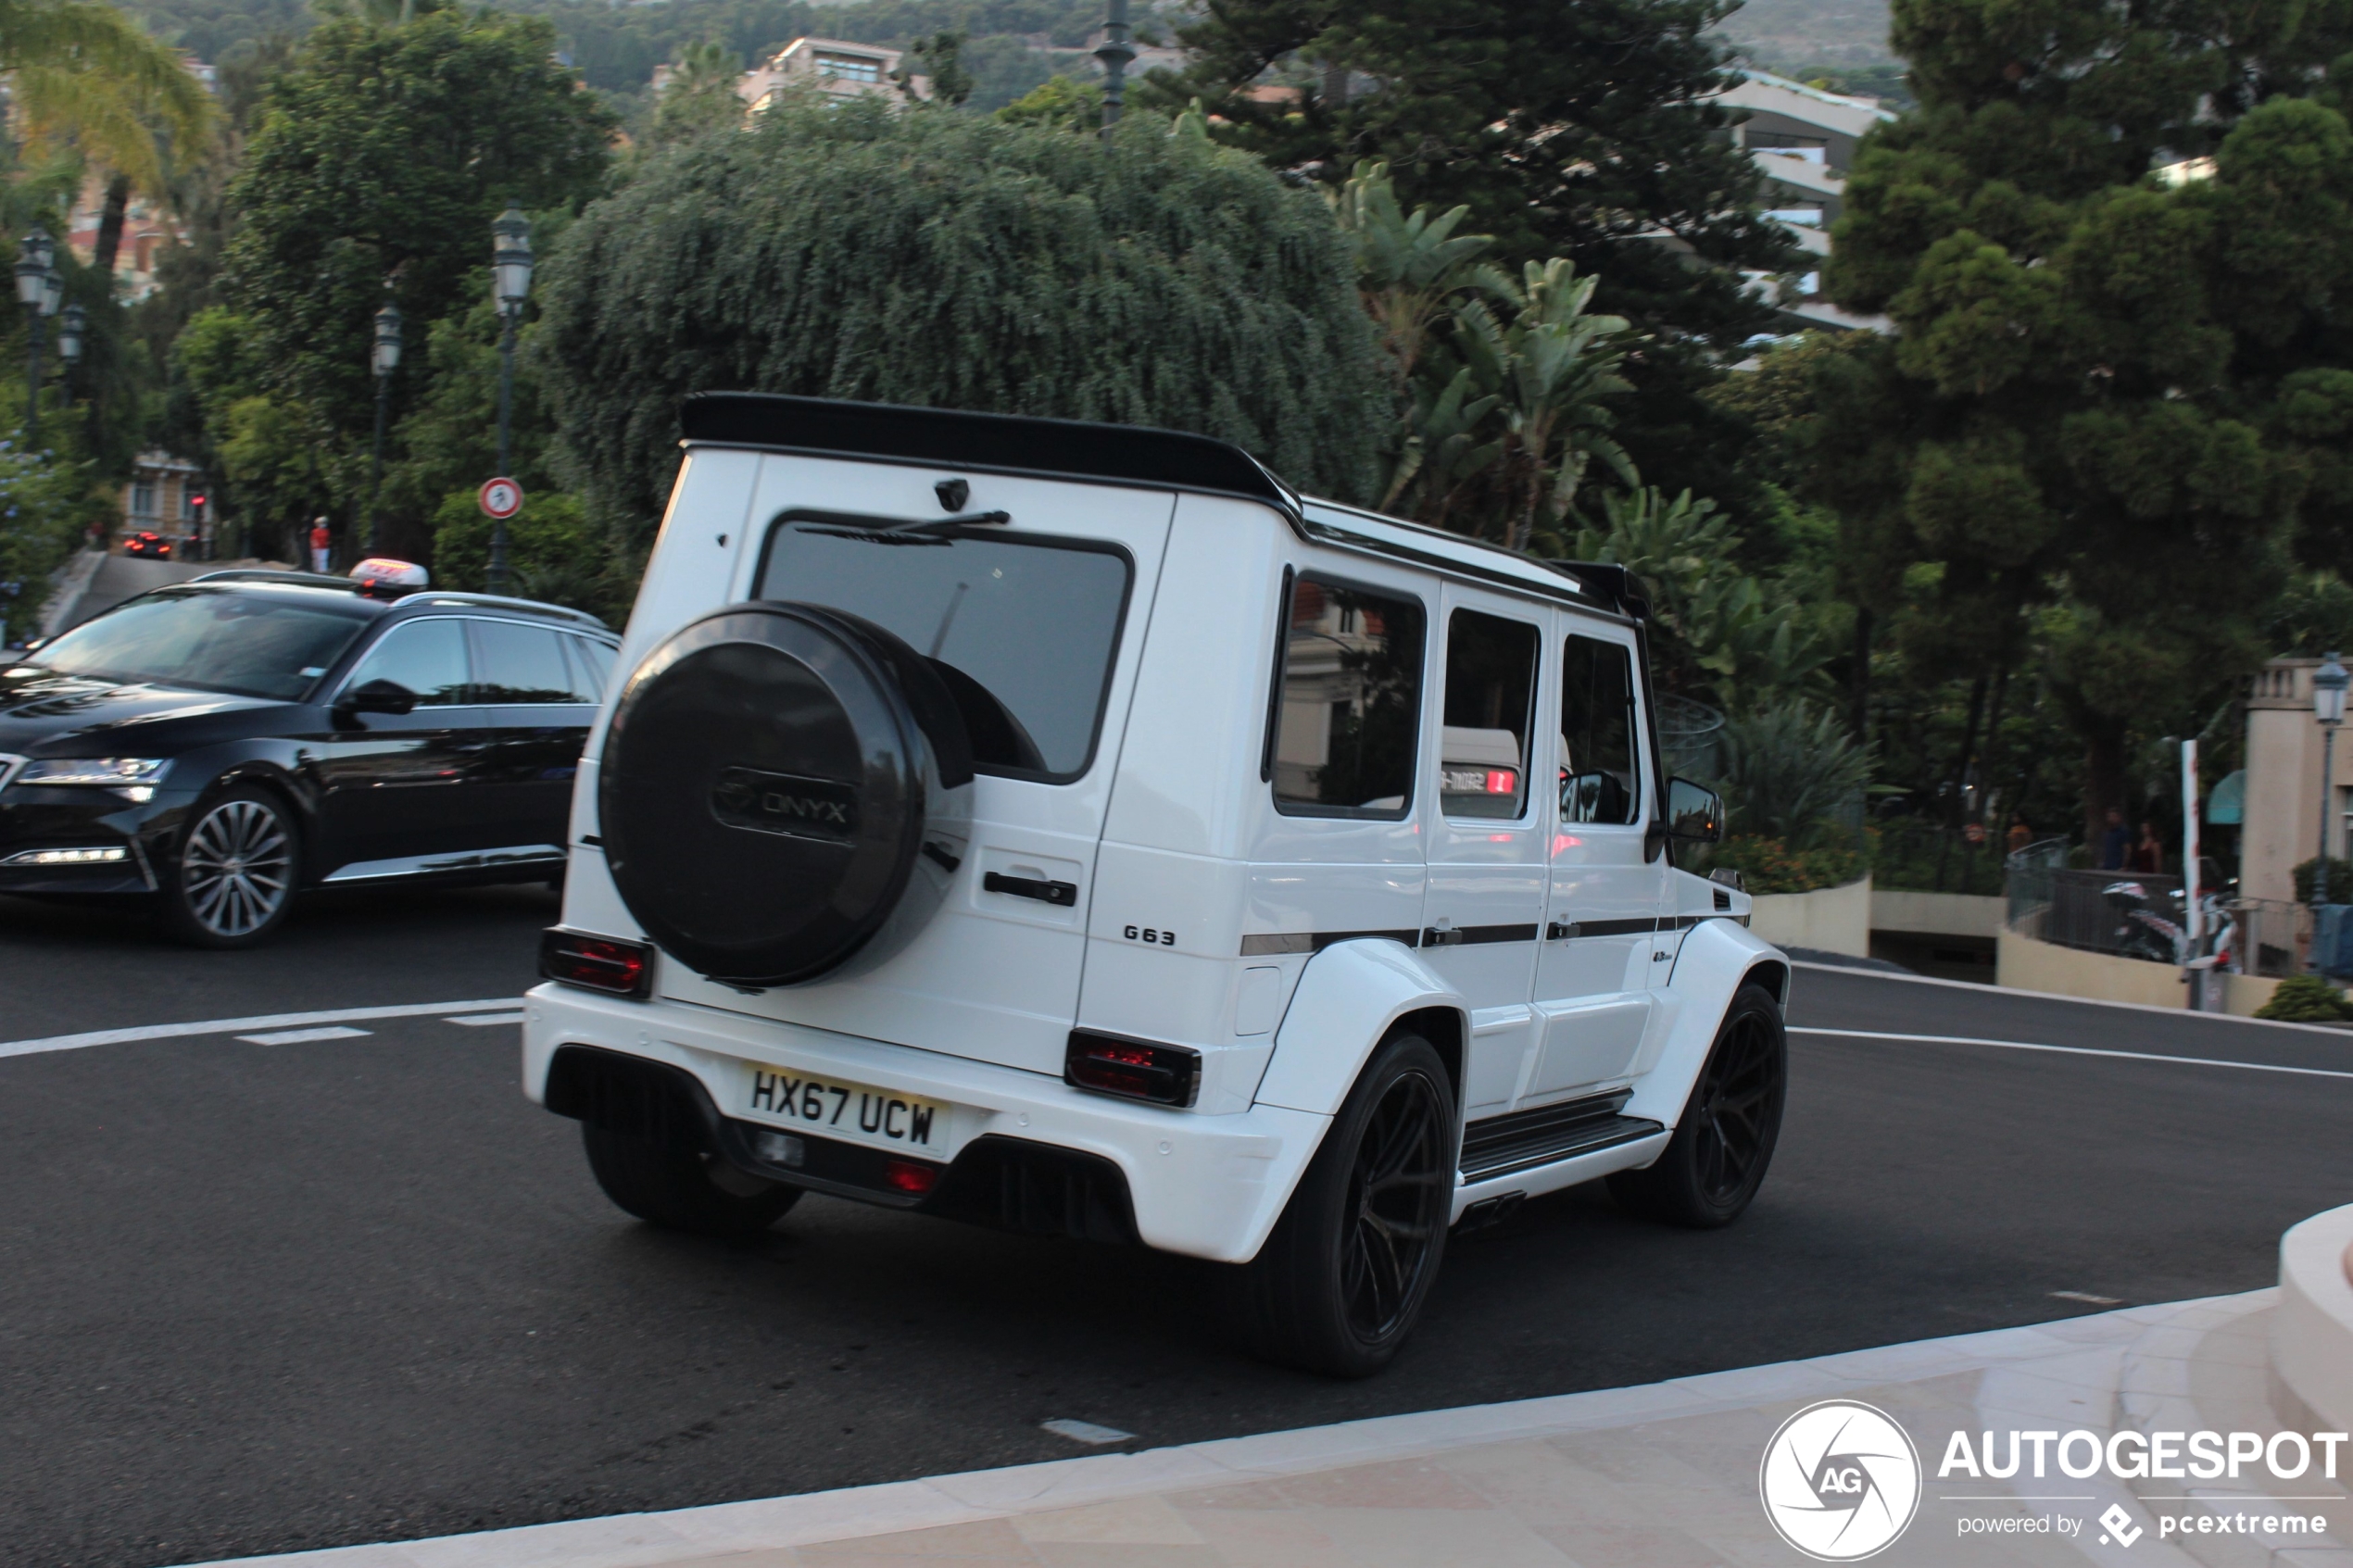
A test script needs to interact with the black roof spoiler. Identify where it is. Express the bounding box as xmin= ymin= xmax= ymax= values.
xmin=678 ymin=393 xmax=1302 ymax=522
xmin=1552 ymin=560 xmax=1651 ymax=621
